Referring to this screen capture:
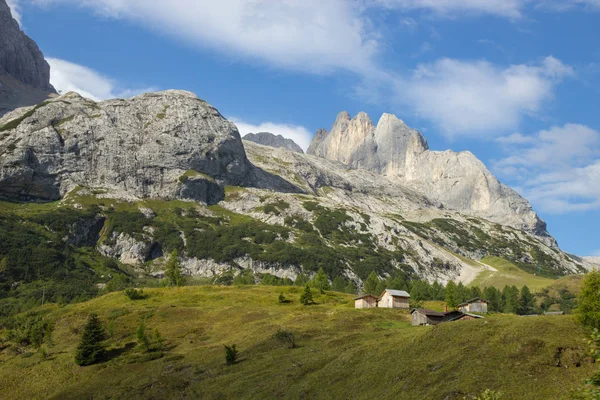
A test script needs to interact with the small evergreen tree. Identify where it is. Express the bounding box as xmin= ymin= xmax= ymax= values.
xmin=445 ymin=281 xmax=459 ymax=309
xmin=502 ymin=285 xmax=520 ymax=314
xmin=332 ymin=276 xmax=347 ymax=292
xmin=136 ymin=320 xmax=150 ymax=352
xmin=578 ymin=271 xmax=600 ymax=330
xmin=294 ymin=273 xmax=309 ymax=286
xmin=165 ymin=250 xmax=185 ymax=287
xmin=310 ymin=267 xmax=330 ymax=293
xmin=363 ymin=271 xmax=379 ymax=294
xmin=75 ymin=313 xmax=106 ymax=366
xmin=518 ymin=285 xmax=535 ymax=315
xmin=344 ymin=281 xmax=358 ymax=294
xmin=224 ymin=344 xmax=238 ymax=365
xmin=300 ymin=285 xmax=313 ymax=305
xmin=278 ymin=292 xmax=287 ymax=303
